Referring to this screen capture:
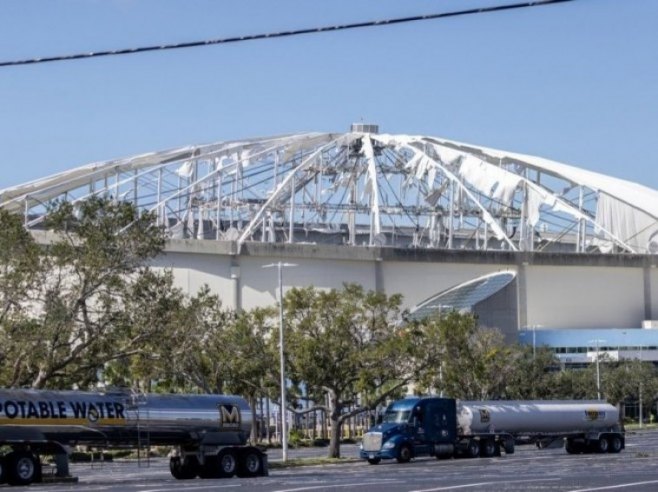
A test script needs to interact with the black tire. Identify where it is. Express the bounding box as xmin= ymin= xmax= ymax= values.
xmin=198 ymin=455 xmax=221 ymax=479
xmin=596 ymin=436 xmax=610 ymax=453
xmin=7 ymin=451 xmax=41 ymax=486
xmin=480 ymin=439 xmax=496 ymax=458
xmin=170 ymin=456 xmax=198 ymax=480
xmin=609 ymin=435 xmax=623 ymax=453
xmin=367 ymin=458 xmax=381 ymax=465
xmin=217 ymin=449 xmax=238 ymax=478
xmin=502 ymin=438 xmax=515 ymax=455
xmin=0 ymin=456 xmax=6 ymax=484
xmin=396 ymin=445 xmax=412 ymax=463
xmin=565 ymin=438 xmax=583 ymax=455
xmin=466 ymin=439 xmax=480 ymax=459
xmin=237 ymin=449 xmax=263 ymax=477
xmin=565 ymin=439 xmax=576 ymax=454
